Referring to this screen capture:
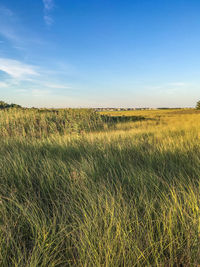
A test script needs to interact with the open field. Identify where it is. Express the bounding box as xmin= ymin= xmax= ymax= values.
xmin=0 ymin=108 xmax=200 ymax=266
